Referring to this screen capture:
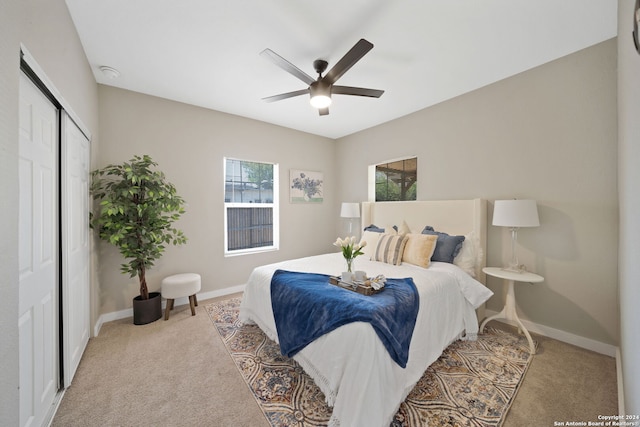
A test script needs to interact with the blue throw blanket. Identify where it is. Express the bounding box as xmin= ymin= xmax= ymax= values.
xmin=270 ymin=269 xmax=419 ymax=368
